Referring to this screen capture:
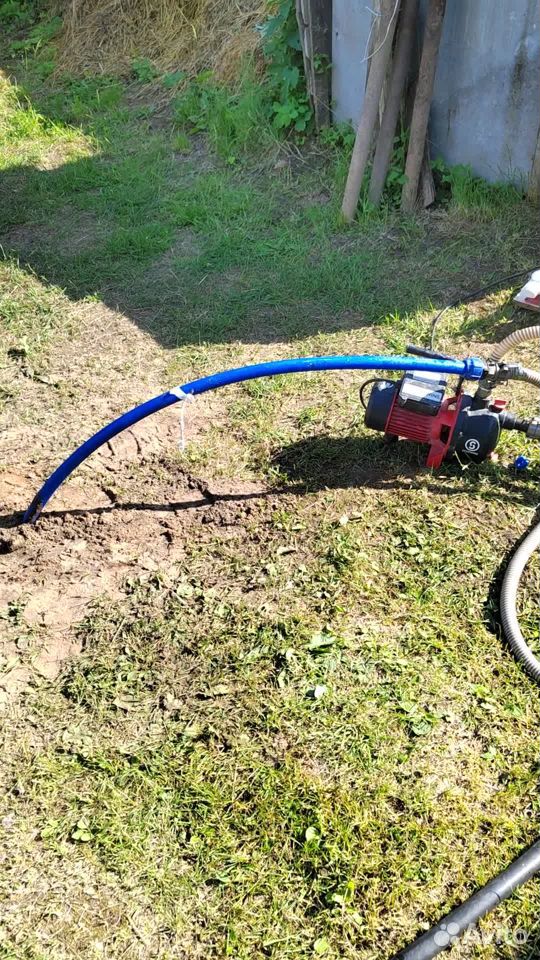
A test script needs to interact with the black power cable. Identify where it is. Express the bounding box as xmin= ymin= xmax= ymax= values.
xmin=429 ymin=268 xmax=535 ymax=350
xmin=359 ymin=377 xmax=396 ymax=409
